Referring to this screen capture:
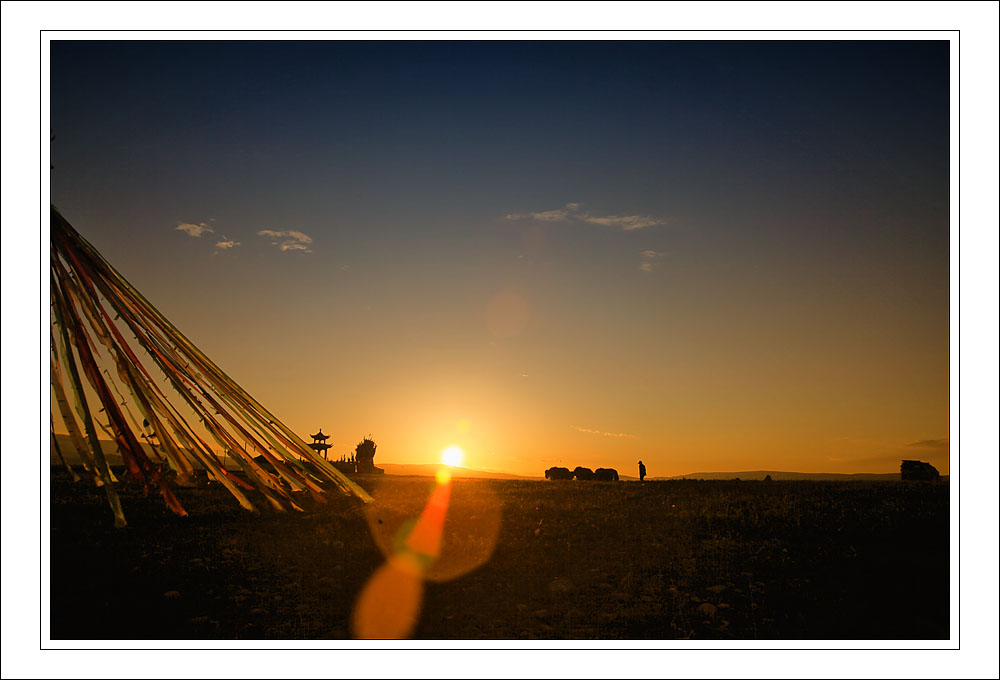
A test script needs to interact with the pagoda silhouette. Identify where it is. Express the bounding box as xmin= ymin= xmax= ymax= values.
xmin=308 ymin=429 xmax=331 ymax=459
